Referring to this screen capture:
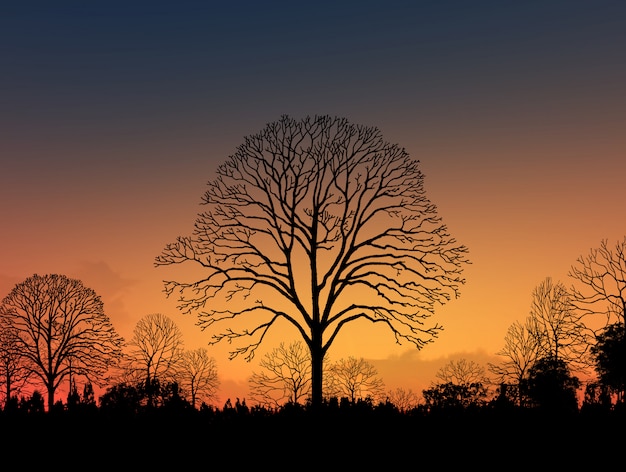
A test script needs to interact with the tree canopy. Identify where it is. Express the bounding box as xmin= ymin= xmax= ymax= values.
xmin=156 ymin=114 xmax=470 ymax=406
xmin=0 ymin=274 xmax=124 ymax=410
